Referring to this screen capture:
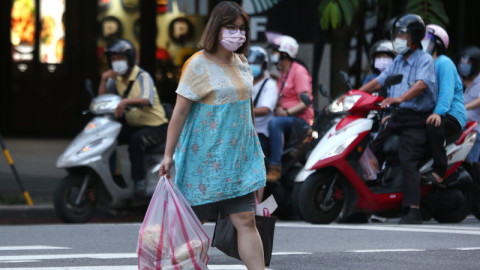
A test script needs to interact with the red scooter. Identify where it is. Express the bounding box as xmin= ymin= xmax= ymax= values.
xmin=294 ymin=75 xmax=479 ymax=224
